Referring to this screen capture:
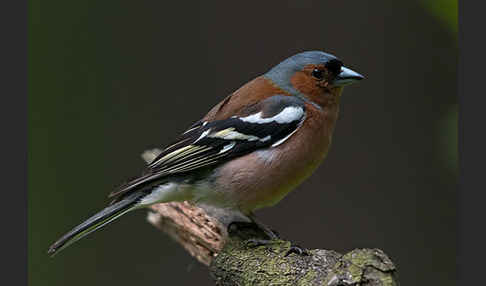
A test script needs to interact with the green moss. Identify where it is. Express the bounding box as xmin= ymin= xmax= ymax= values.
xmin=210 ymin=228 xmax=398 ymax=285
xmin=343 ymin=248 xmax=396 ymax=272
xmin=324 ymin=249 xmax=397 ymax=286
xmin=298 ymin=269 xmax=317 ymax=286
